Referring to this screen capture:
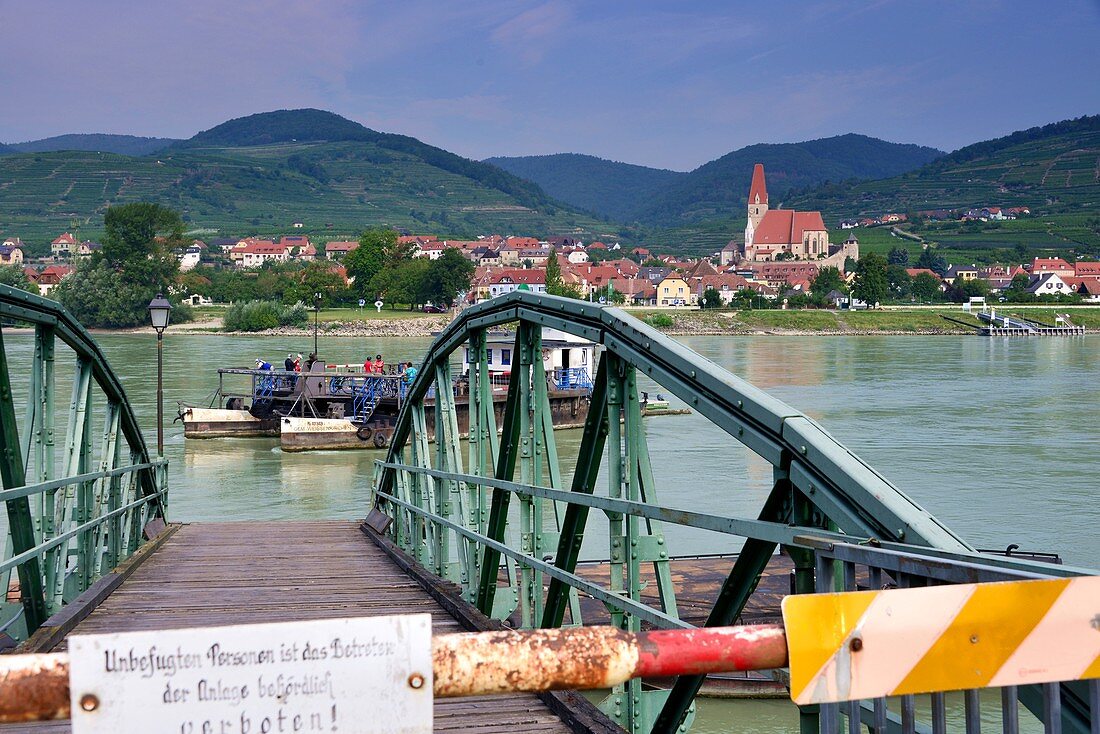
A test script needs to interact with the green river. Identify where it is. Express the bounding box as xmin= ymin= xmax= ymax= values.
xmin=4 ymin=331 xmax=1098 ymax=732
